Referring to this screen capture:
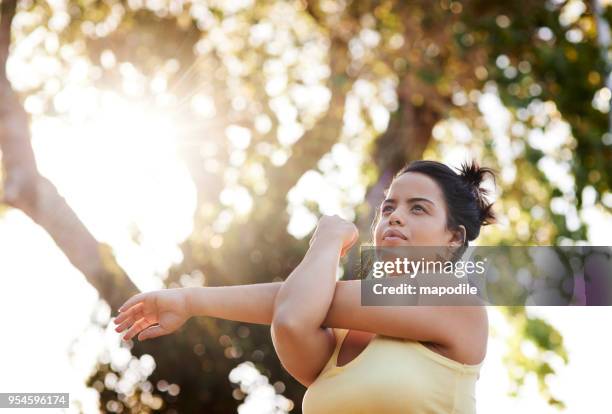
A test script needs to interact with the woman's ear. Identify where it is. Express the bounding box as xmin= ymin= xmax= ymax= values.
xmin=449 ymin=225 xmax=466 ymax=247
